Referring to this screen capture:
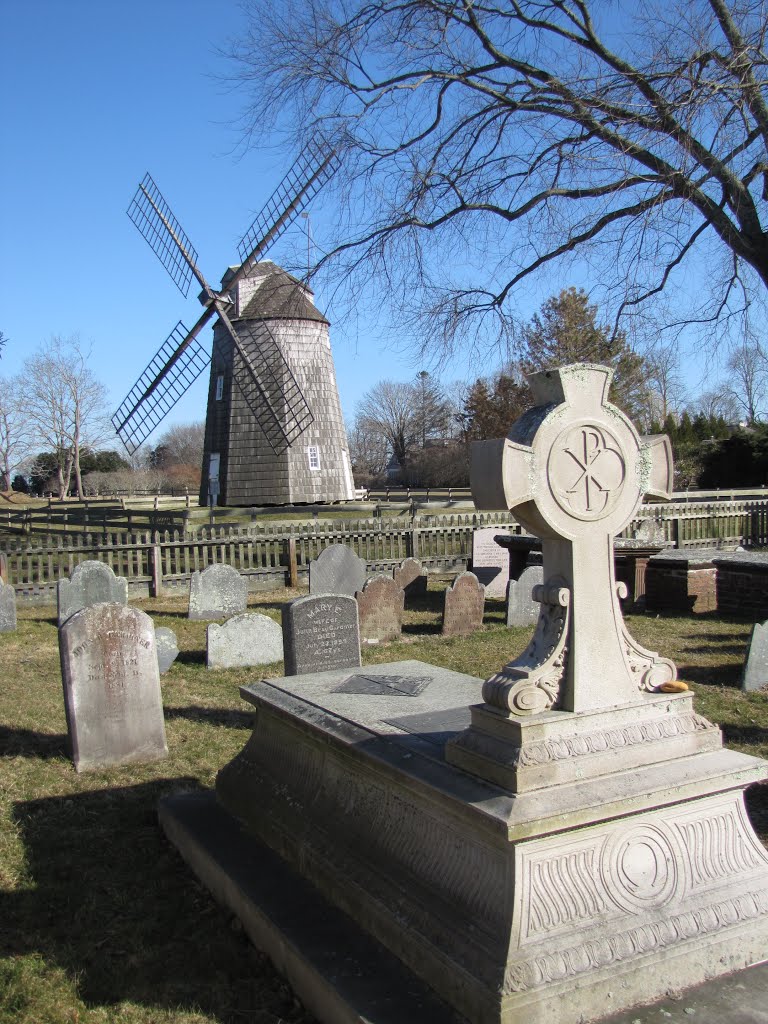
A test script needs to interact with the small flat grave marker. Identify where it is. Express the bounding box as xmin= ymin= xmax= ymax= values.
xmin=207 ymin=613 xmax=284 ymax=669
xmin=57 ymin=560 xmax=129 ymax=626
xmin=59 ymin=603 xmax=167 ymax=772
xmin=155 ymin=627 xmax=179 ymax=674
xmin=333 ymin=673 xmax=432 ymax=697
xmin=356 ymin=574 xmax=404 ymax=645
xmin=441 ymin=571 xmax=485 ymax=637
xmin=309 ymin=544 xmax=367 ymax=598
xmin=188 ymin=564 xmax=247 ymax=621
xmin=0 ymin=578 xmax=17 ymax=633
xmin=741 ymin=621 xmax=768 ymax=692
xmin=282 ymin=594 xmax=361 ymax=676
xmin=471 ymin=527 xmax=512 ymax=599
